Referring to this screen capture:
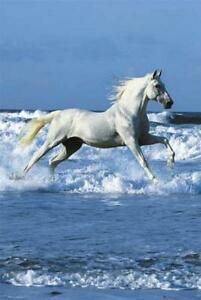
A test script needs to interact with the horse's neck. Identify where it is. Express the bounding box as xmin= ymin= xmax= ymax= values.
xmin=119 ymin=89 xmax=148 ymax=118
